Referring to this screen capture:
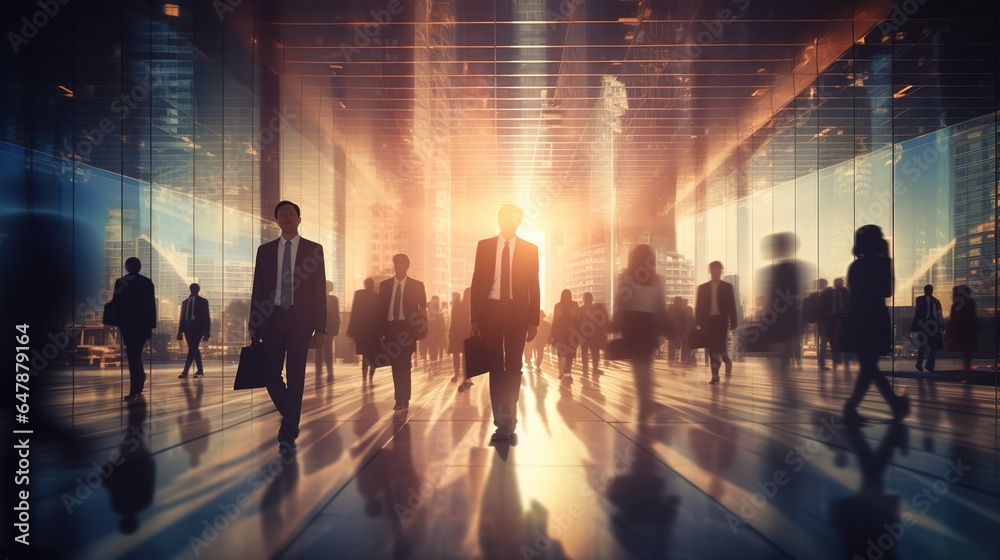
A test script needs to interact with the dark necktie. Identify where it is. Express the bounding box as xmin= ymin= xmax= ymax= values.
xmin=500 ymin=241 xmax=510 ymax=302
xmin=393 ymin=281 xmax=403 ymax=321
xmin=280 ymin=240 xmax=292 ymax=309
